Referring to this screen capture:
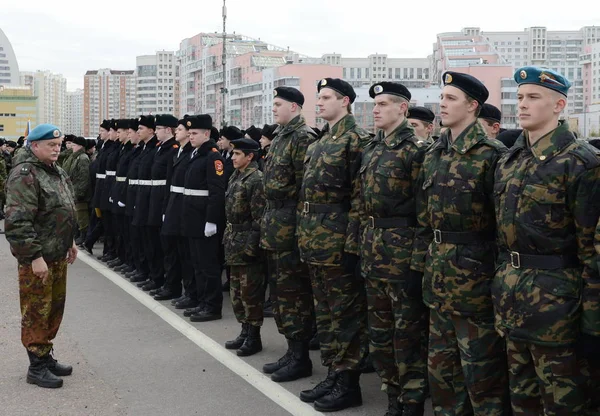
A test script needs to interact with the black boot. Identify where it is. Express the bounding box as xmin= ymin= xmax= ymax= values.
xmin=26 ymin=351 xmax=63 ymax=388
xmin=237 ymin=325 xmax=262 ymax=357
xmin=47 ymin=351 xmax=73 ymax=377
xmin=384 ymin=390 xmax=403 ymax=416
xmin=401 ymin=403 xmax=425 ymax=416
xmin=309 ymin=332 xmax=320 ymax=351
xmin=183 ymin=306 xmax=204 ymax=317
xmin=225 ymin=323 xmax=249 ymax=350
xmin=263 ymin=298 xmax=274 ymax=318
xmin=299 ymin=367 xmax=337 ymax=403
xmin=271 ymin=340 xmax=312 ymax=382
xmin=263 ymin=340 xmax=292 ymax=374
xmin=314 ymin=370 xmax=362 ymax=412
